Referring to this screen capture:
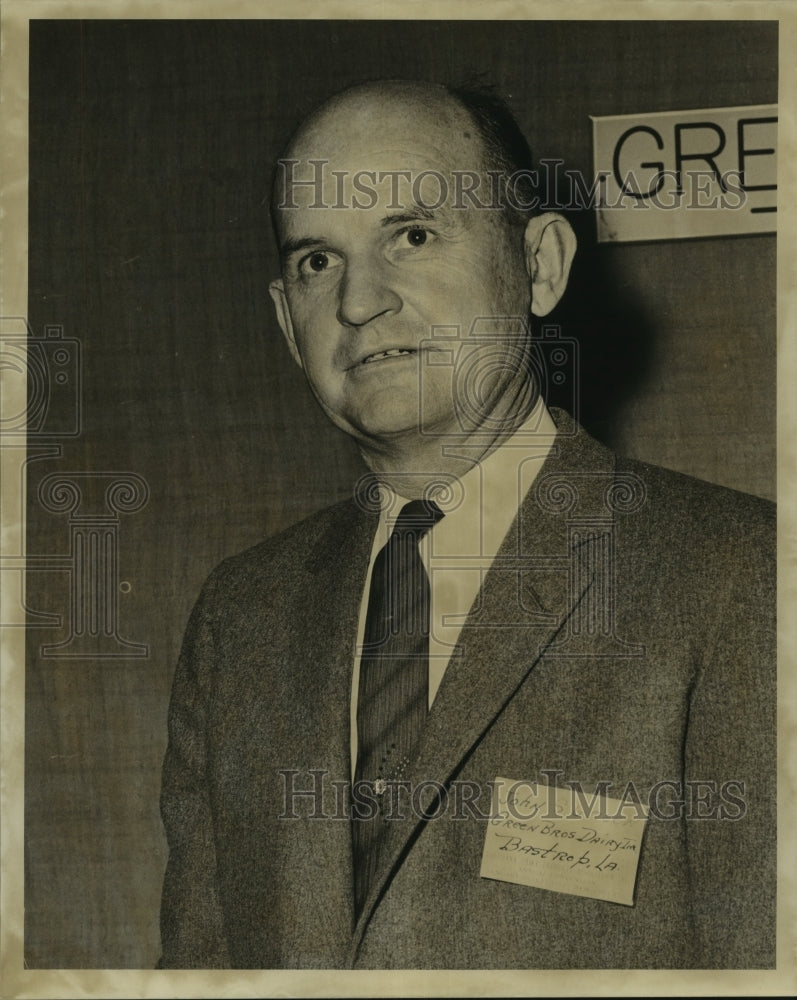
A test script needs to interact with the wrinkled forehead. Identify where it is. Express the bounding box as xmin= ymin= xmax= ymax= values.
xmin=272 ymin=88 xmax=489 ymax=221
